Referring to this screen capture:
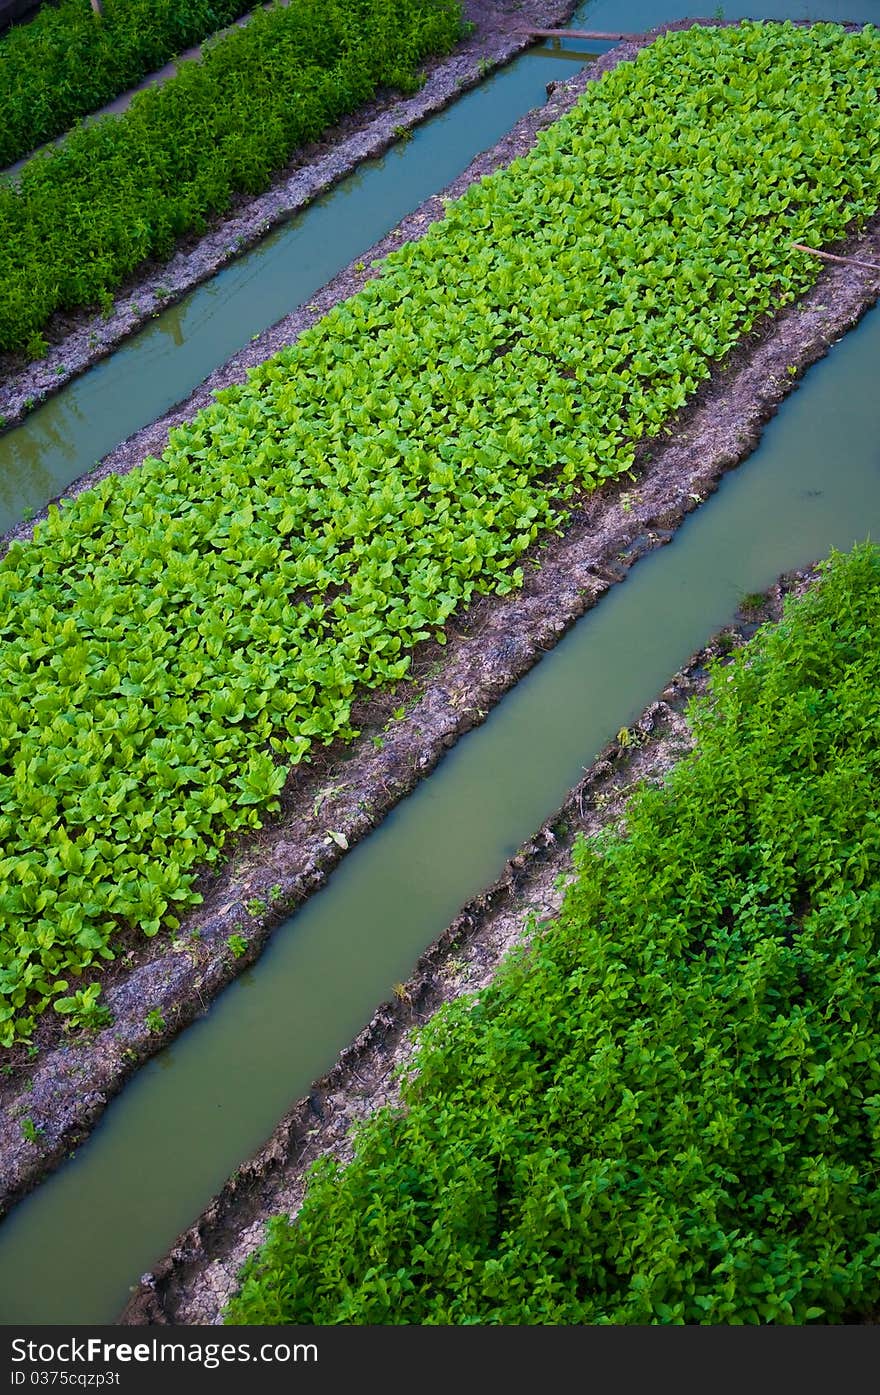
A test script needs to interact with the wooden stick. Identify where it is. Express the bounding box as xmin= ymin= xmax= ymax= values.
xmin=791 ymin=242 xmax=880 ymax=274
xmin=519 ymin=28 xmax=639 ymax=41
